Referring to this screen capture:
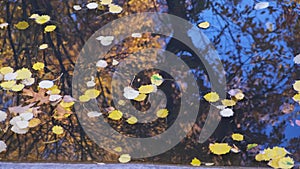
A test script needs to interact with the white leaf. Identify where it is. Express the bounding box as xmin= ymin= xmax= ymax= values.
xmin=254 ymin=2 xmax=269 ymax=10
xmin=39 ymin=80 xmax=54 ymax=89
xmin=4 ymin=72 xmax=17 ymax=80
xmin=0 ymin=110 xmax=7 ymax=122
xmin=96 ymin=60 xmax=108 ymax=68
xmin=0 ymin=74 xmax=3 ymax=81
xmin=73 ymin=5 xmax=82 ymax=11
xmin=112 ymin=59 xmax=119 ymax=66
xmin=10 ymin=116 xmax=22 ymax=126
xmin=16 ymin=120 xmax=29 ymax=129
xmin=49 ymin=94 xmax=62 ymax=102
xmin=220 ymin=108 xmax=234 ymax=117
xmin=216 ymin=105 xmax=226 ymax=110
xmin=86 ymin=2 xmax=98 ymax=9
xmin=228 ymin=89 xmax=242 ymax=96
xmin=21 ymin=78 xmax=35 ymax=86
xmin=131 ymin=33 xmax=142 ymax=38
xmin=123 ymin=86 xmax=139 ymax=99
xmin=20 ymin=112 xmax=34 ymax=121
xmin=86 ymin=76 xmax=96 ymax=87
xmin=100 ymin=0 xmax=112 ymax=5
xmin=87 ymin=111 xmax=102 ymax=117
xmin=63 ymin=95 xmax=77 ymax=102
xmin=108 ymin=4 xmax=123 ymax=14
xmin=265 ymin=22 xmax=274 ymax=32
xmin=0 ymin=22 xmax=9 ymax=29
xmin=11 ymin=125 xmax=28 ymax=134
xmin=294 ymin=54 xmax=300 ymax=64
xmin=0 ymin=140 xmax=7 ymax=153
